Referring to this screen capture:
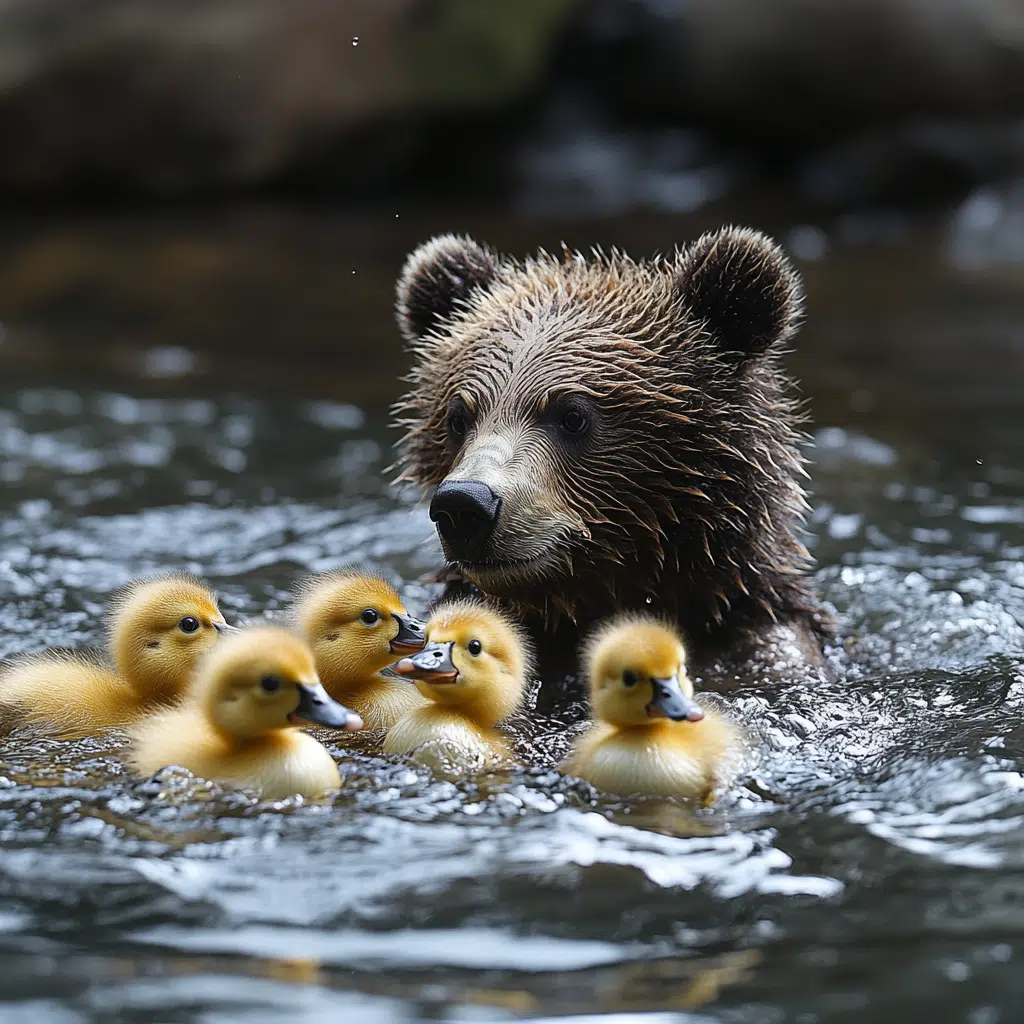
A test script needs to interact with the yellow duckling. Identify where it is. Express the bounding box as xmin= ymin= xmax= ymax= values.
xmin=561 ymin=616 xmax=741 ymax=801
xmin=383 ymin=601 xmax=530 ymax=769
xmin=291 ymin=569 xmax=428 ymax=729
xmin=128 ymin=625 xmax=362 ymax=800
xmin=0 ymin=573 xmax=233 ymax=739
